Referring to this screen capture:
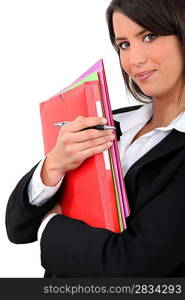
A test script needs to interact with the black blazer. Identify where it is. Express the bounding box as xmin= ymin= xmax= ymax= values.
xmin=5 ymin=105 xmax=185 ymax=277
